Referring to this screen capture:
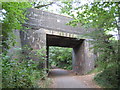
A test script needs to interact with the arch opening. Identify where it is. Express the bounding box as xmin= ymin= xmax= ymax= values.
xmin=46 ymin=34 xmax=86 ymax=74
